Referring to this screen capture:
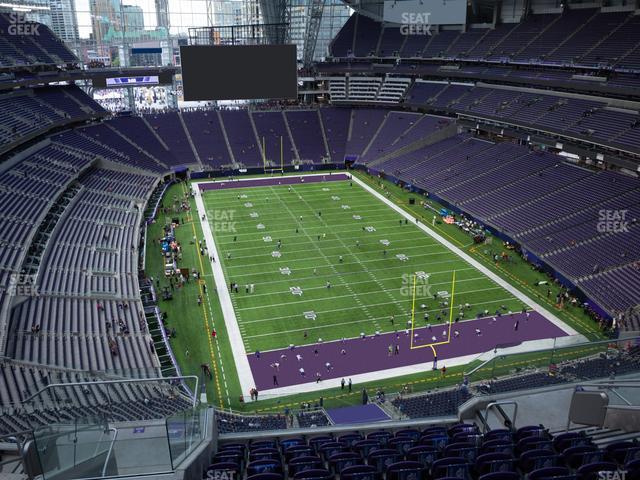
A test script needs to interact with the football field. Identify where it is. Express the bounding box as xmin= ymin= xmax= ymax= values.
xmin=199 ymin=174 xmax=540 ymax=357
